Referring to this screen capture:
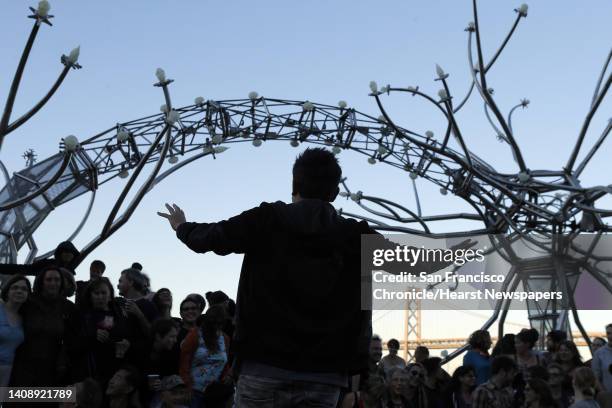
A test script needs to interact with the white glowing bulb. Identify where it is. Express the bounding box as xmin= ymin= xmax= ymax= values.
xmin=252 ymin=139 xmax=262 ymax=147
xmin=440 ymin=188 xmax=448 ymax=196
xmin=67 ymin=46 xmax=80 ymax=64
xmin=368 ymin=157 xmax=376 ymax=165
xmin=302 ymin=101 xmax=314 ymax=111
xmin=63 ymin=135 xmax=79 ymax=152
xmin=332 ymin=146 xmax=341 ymax=155
xmin=338 ymin=192 xmax=349 ymax=198
xmin=438 ymin=89 xmax=449 ymax=100
xmin=118 ymin=169 xmax=129 ymax=179
xmin=518 ymin=172 xmax=530 ymax=183
xmin=466 ymin=22 xmax=475 ymax=31
xmin=211 ymin=134 xmax=223 ymax=144
xmin=436 ymin=64 xmax=447 ymax=79
xmin=166 ymin=110 xmax=180 ymax=124
xmin=213 ymin=146 xmax=228 ymax=154
xmin=407 ymin=86 xmax=417 ymax=92
xmin=350 ymin=192 xmax=362 ymax=202
xmin=378 ymin=115 xmax=386 ymax=123
xmin=369 ymin=81 xmax=378 ymax=93
xmin=425 ymin=131 xmax=434 ymax=138
xmin=409 ymin=171 xmax=418 ymax=180
xmin=441 ymin=350 xmax=449 ymax=358
xmin=194 ymin=96 xmax=204 ymax=106
xmin=117 ymin=130 xmax=129 ymax=143
xmin=338 ymin=100 xmax=347 ymax=109
xmin=518 ymin=3 xmax=528 ymax=16
xmin=248 ymin=91 xmax=259 ymax=100
xmin=380 ymin=85 xmax=389 ymax=93
xmin=377 ymin=145 xmax=388 ymax=154
xmin=290 ymin=140 xmax=299 ymax=147
xmin=37 ymin=0 xmax=50 ymax=17
xmin=160 ymin=104 xmax=168 ymax=113
xmin=155 ymin=68 xmax=166 ymax=82
xmin=168 ymin=156 xmax=179 ymax=164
